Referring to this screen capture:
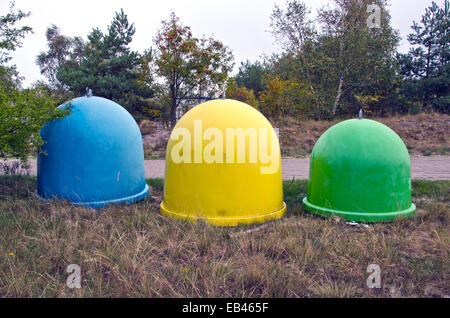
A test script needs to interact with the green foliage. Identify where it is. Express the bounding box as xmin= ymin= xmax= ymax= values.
xmin=0 ymin=2 xmax=32 ymax=65
xmin=397 ymin=0 xmax=450 ymax=114
xmin=0 ymin=79 xmax=70 ymax=161
xmin=36 ymin=24 xmax=85 ymax=94
xmin=8 ymin=0 xmax=448 ymax=129
xmin=399 ymin=1 xmax=449 ymax=79
xmin=0 ymin=2 xmax=32 ymax=88
xmin=51 ymin=10 xmax=154 ymax=120
xmin=0 ymin=2 xmax=70 ymax=161
xmin=235 ymin=60 xmax=267 ymax=97
xmin=152 ymin=11 xmax=234 ymax=126
xmin=268 ymin=0 xmax=400 ymax=119
xmin=258 ymin=74 xmax=313 ymax=119
xmin=225 ymin=78 xmax=259 ymax=109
